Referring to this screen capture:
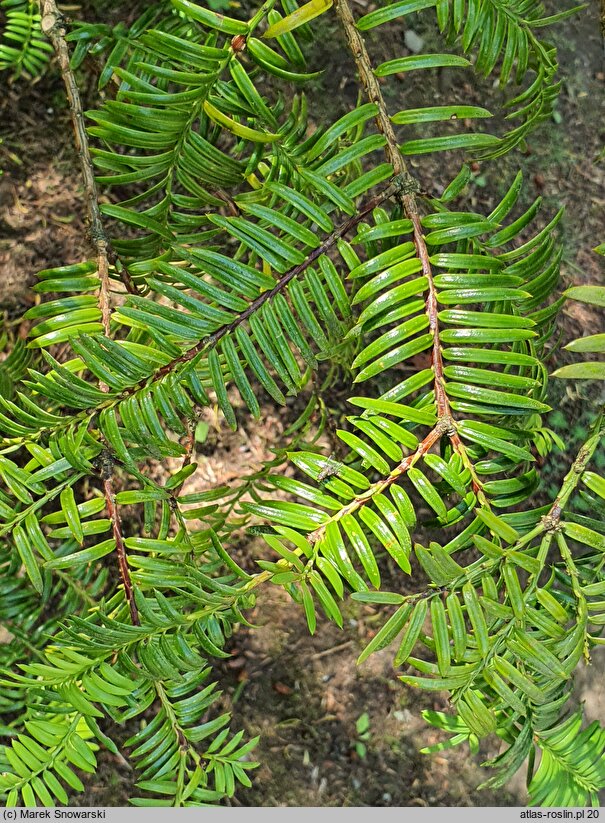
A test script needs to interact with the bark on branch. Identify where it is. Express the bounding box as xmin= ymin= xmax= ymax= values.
xmin=40 ymin=1 xmax=139 ymax=623
xmin=333 ymin=0 xmax=451 ymax=421
xmin=38 ymin=0 xmax=138 ymax=299
xmin=333 ymin=0 xmax=495 ymax=510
